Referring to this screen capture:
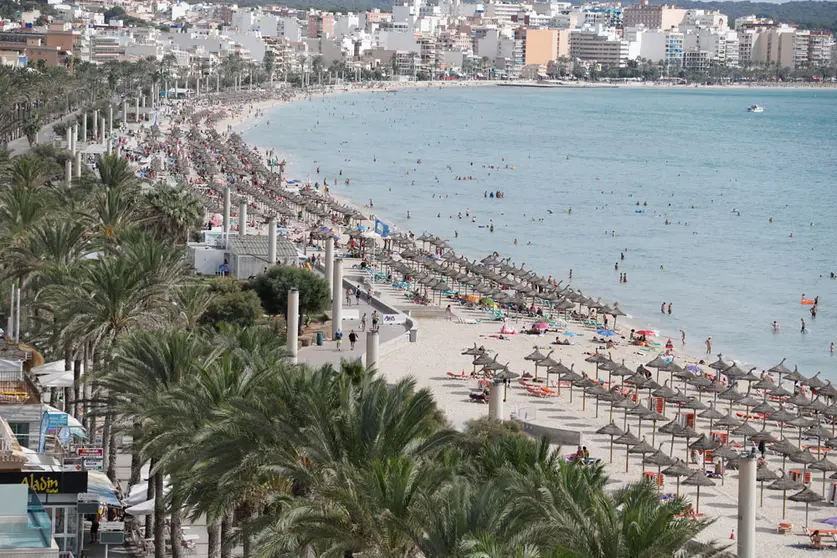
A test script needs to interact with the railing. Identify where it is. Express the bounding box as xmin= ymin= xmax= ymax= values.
xmin=0 ymin=488 xmax=53 ymax=549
